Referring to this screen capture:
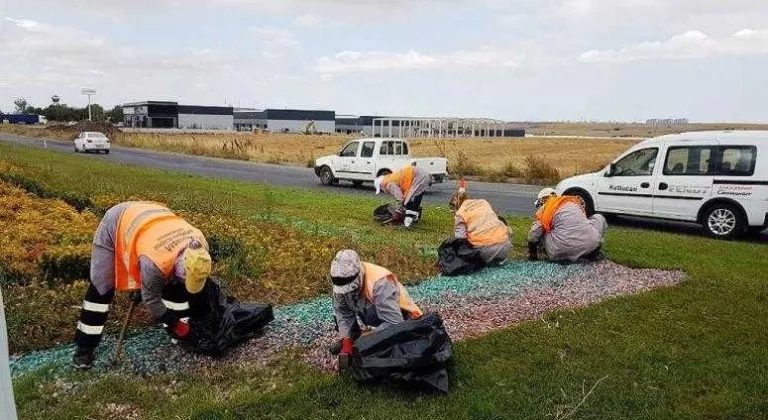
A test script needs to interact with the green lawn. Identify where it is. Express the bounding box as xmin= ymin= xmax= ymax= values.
xmin=2 ymin=143 xmax=767 ymax=419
